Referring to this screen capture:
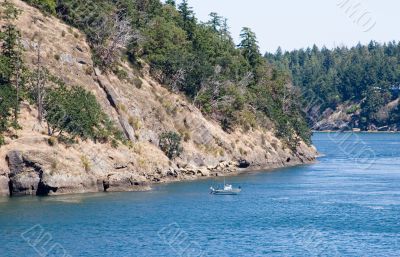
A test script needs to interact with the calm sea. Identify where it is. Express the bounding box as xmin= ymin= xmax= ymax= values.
xmin=1 ymin=133 xmax=400 ymax=256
